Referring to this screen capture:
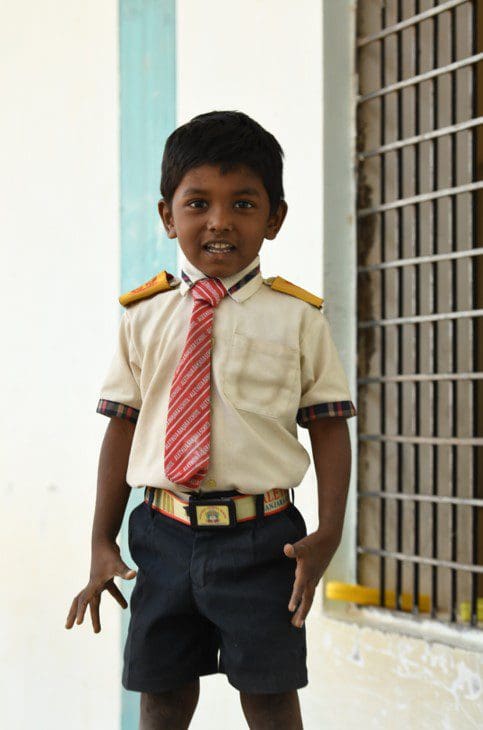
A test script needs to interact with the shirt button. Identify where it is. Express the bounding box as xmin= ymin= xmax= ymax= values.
xmin=206 ymin=478 xmax=216 ymax=488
